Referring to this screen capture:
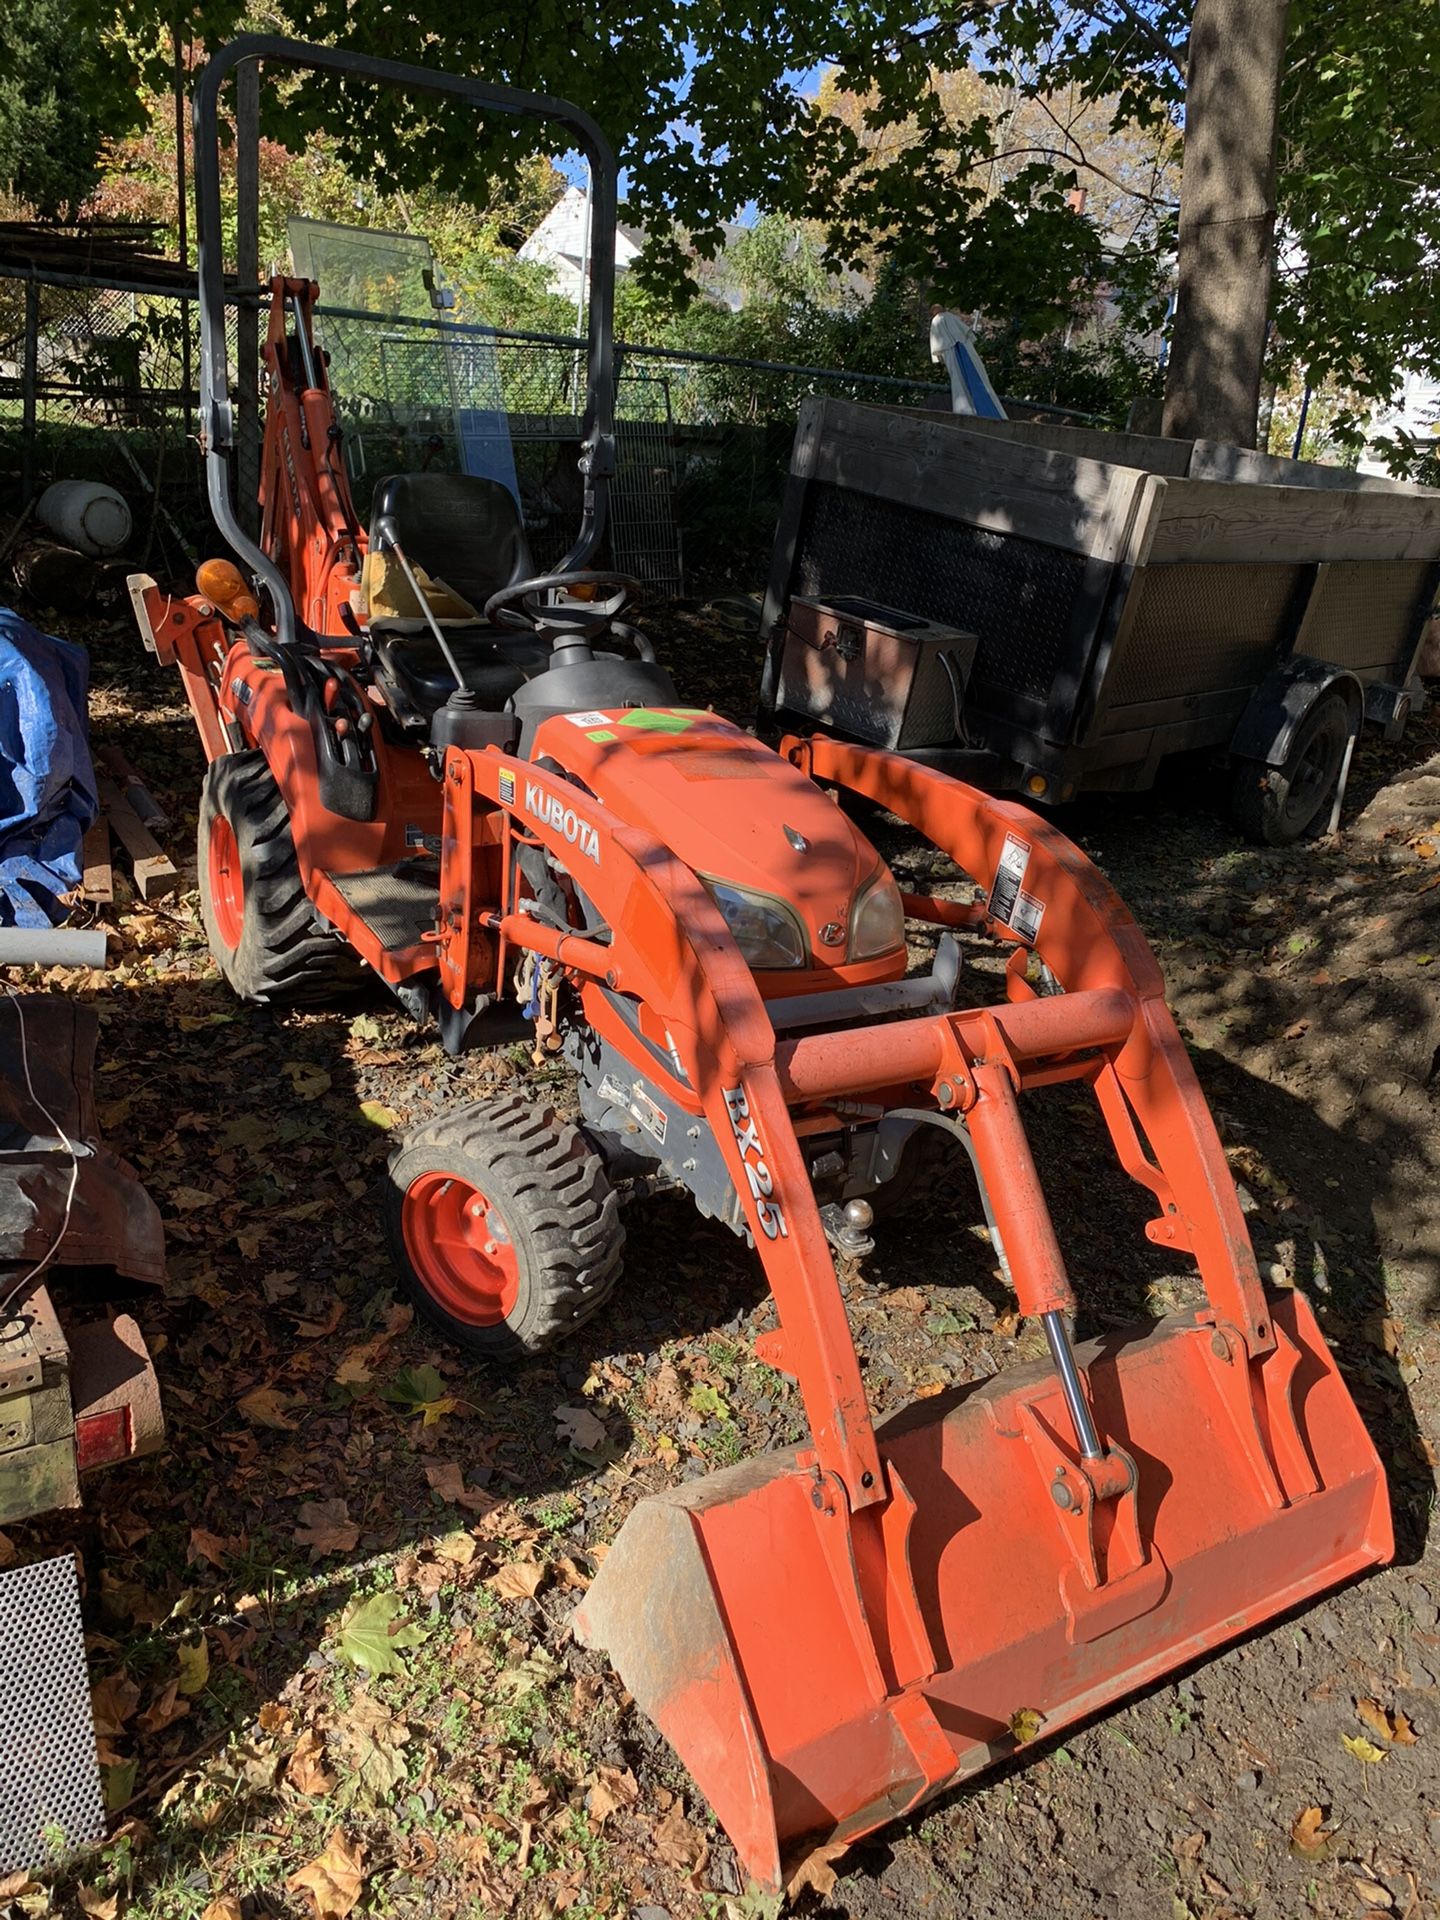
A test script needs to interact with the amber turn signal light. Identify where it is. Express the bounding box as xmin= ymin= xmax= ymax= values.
xmin=196 ymin=558 xmax=260 ymax=623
